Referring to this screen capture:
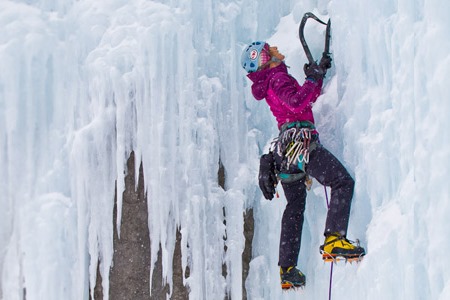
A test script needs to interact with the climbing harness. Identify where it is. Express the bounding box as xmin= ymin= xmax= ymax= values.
xmin=272 ymin=121 xmax=318 ymax=172
xmin=269 ymin=121 xmax=318 ymax=190
xmin=279 ymin=126 xmax=315 ymax=169
xmin=299 ymin=12 xmax=332 ymax=66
